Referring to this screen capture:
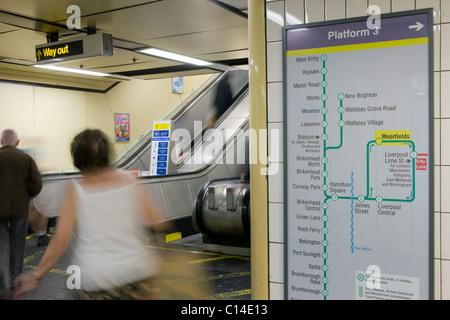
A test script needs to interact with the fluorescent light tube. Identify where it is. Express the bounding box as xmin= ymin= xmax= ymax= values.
xmin=138 ymin=48 xmax=211 ymax=66
xmin=34 ymin=65 xmax=109 ymax=77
